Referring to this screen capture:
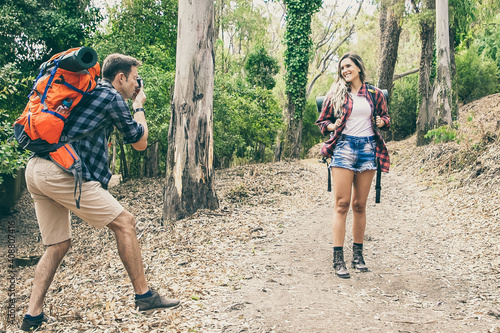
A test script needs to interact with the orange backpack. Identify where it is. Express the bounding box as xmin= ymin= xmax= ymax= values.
xmin=13 ymin=46 xmax=100 ymax=208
